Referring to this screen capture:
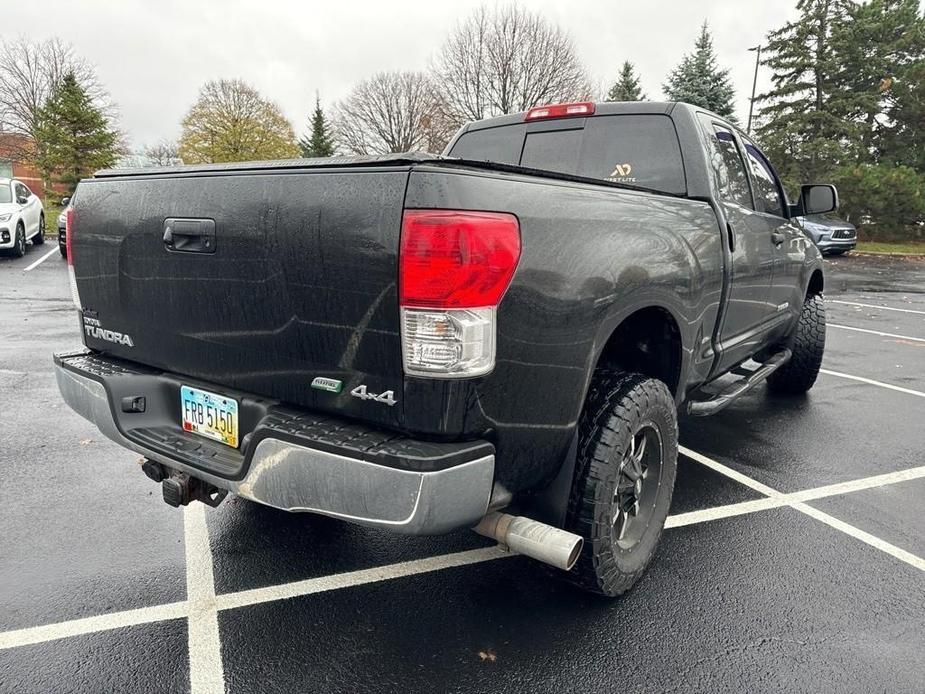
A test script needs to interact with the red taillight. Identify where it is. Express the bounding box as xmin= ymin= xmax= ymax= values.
xmin=65 ymin=207 xmax=75 ymax=266
xmin=399 ymin=210 xmax=521 ymax=309
xmin=524 ymin=102 xmax=595 ymax=121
